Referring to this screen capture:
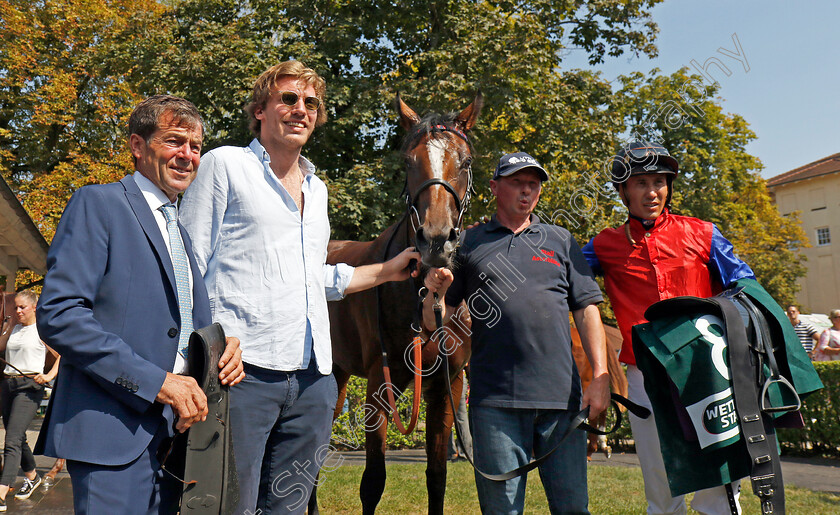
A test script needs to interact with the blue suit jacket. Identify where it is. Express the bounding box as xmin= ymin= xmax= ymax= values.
xmin=36 ymin=175 xmax=212 ymax=466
